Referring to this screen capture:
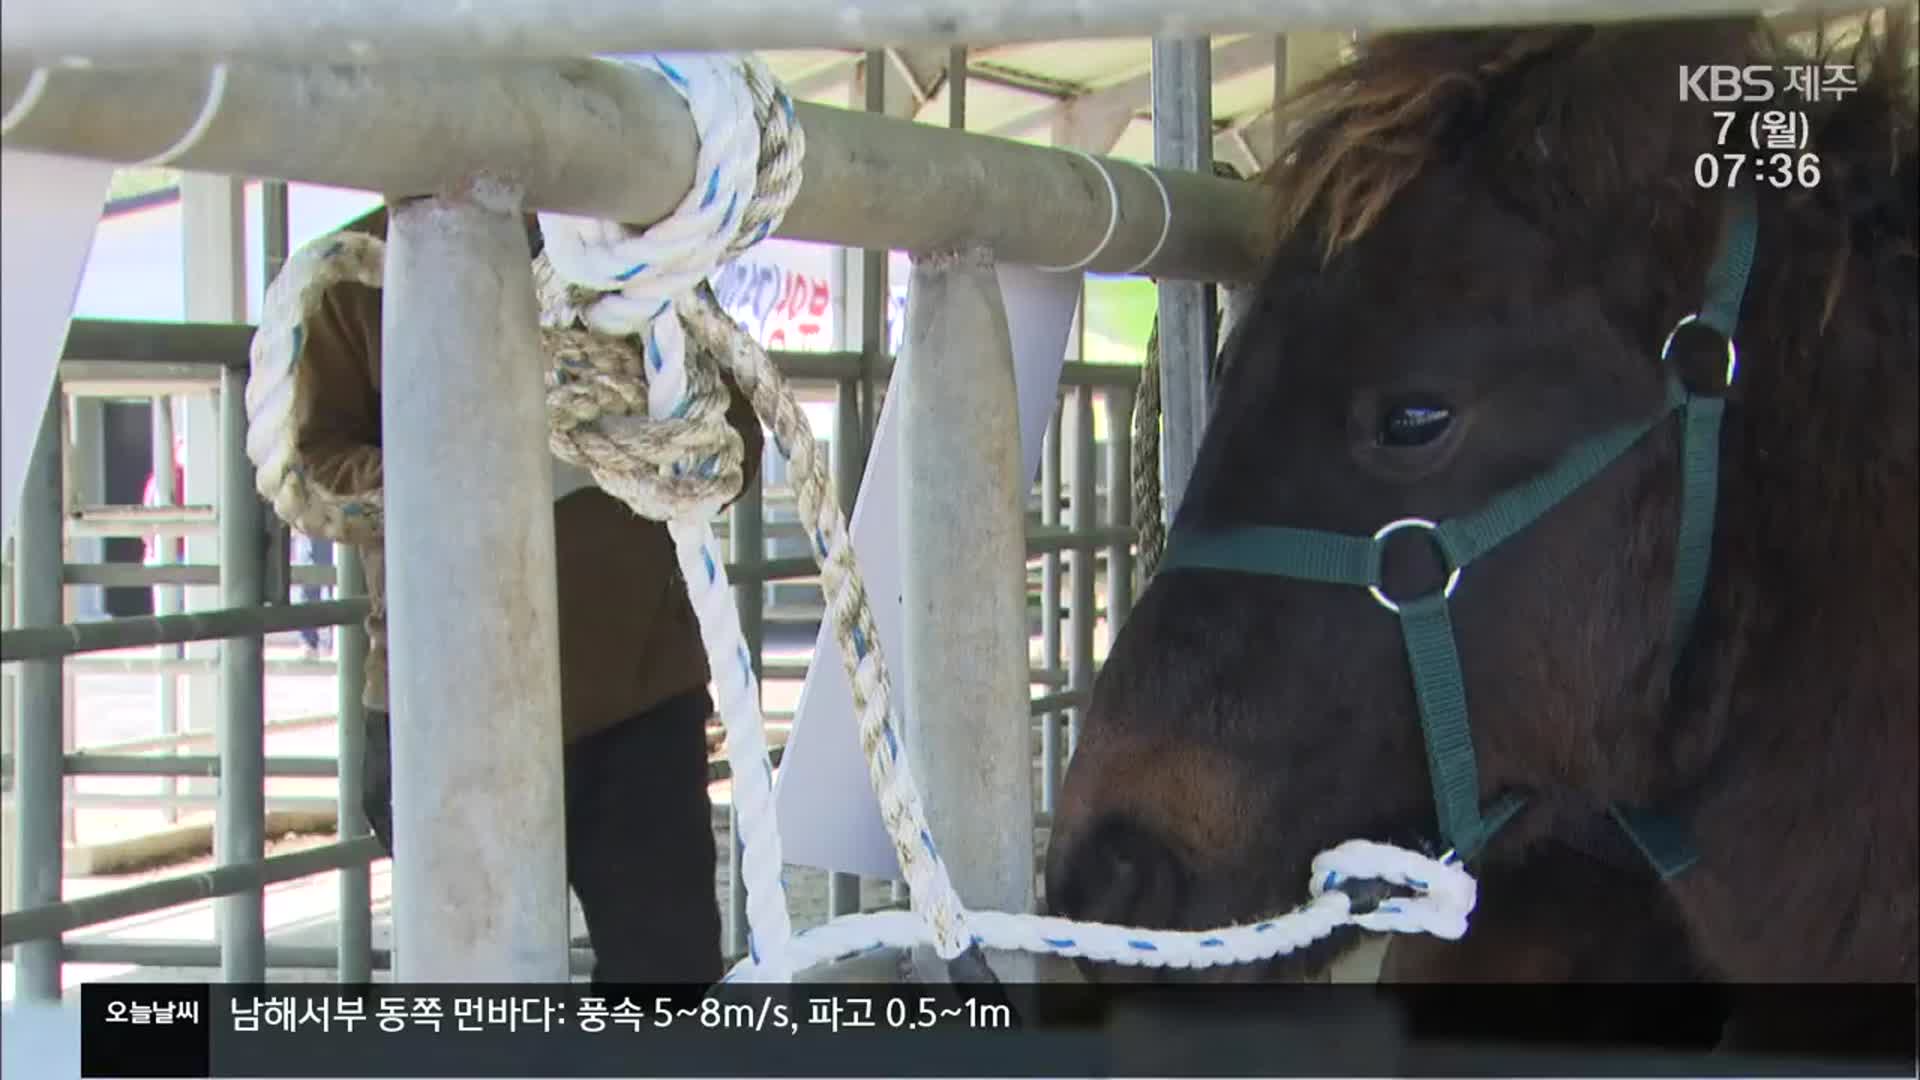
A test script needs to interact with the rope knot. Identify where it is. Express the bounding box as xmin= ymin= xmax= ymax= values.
xmin=532 ymin=53 xmax=803 ymax=525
